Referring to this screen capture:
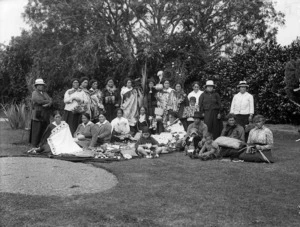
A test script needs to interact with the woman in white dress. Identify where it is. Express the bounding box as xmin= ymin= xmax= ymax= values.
xmin=111 ymin=108 xmax=131 ymax=142
xmin=188 ymin=81 xmax=203 ymax=106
